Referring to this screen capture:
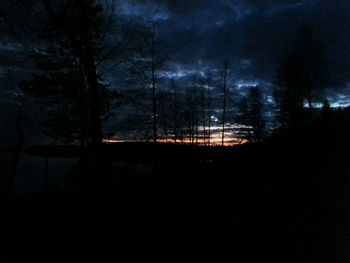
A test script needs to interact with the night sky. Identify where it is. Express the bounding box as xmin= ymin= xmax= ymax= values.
xmin=0 ymin=0 xmax=350 ymax=141
xmin=119 ymin=0 xmax=350 ymax=106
